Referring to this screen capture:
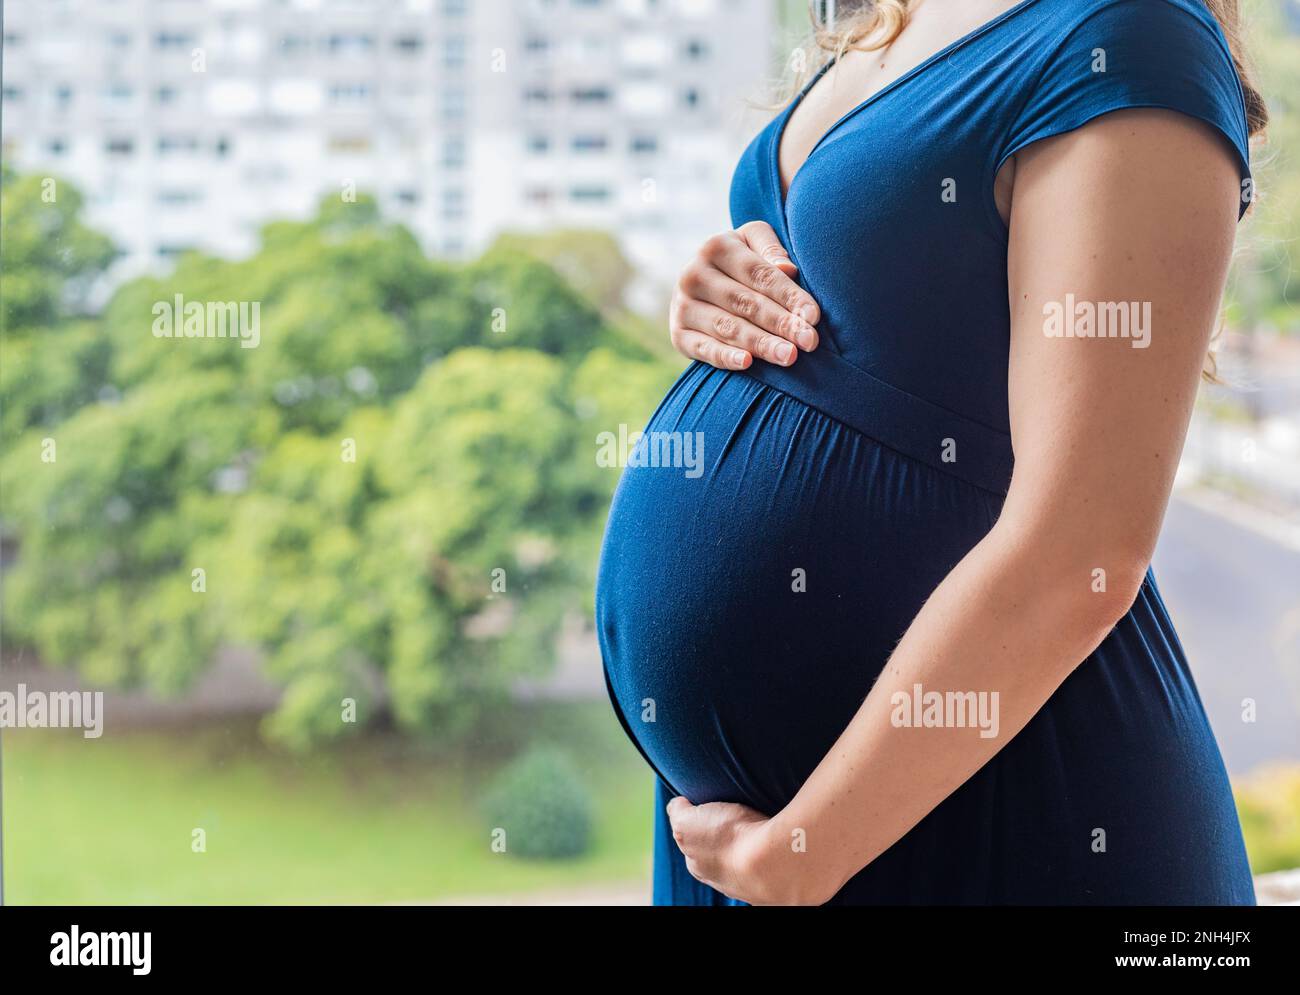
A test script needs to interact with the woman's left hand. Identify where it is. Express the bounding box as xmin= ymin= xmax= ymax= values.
xmin=665 ymin=796 xmax=837 ymax=905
